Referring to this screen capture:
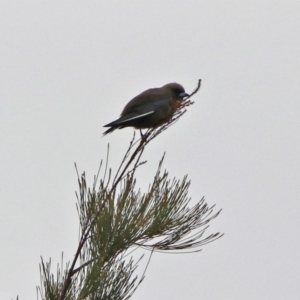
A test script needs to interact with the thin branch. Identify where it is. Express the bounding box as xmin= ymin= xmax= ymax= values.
xmin=109 ymin=137 xmax=147 ymax=194
xmin=112 ymin=132 xmax=136 ymax=185
xmin=57 ymin=226 xmax=90 ymax=300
